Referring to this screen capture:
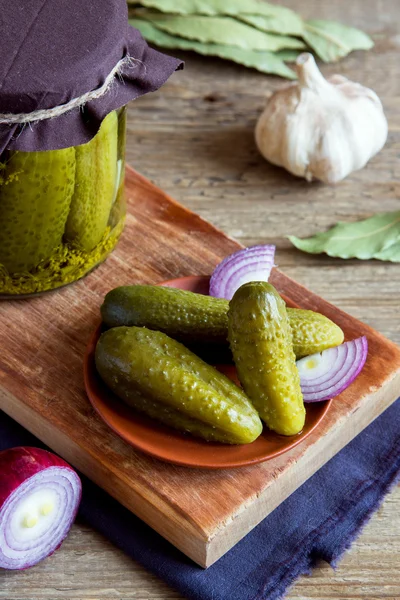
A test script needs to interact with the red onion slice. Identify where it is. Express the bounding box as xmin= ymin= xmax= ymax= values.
xmin=0 ymin=447 xmax=81 ymax=570
xmin=209 ymin=245 xmax=276 ymax=300
xmin=297 ymin=337 xmax=368 ymax=402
